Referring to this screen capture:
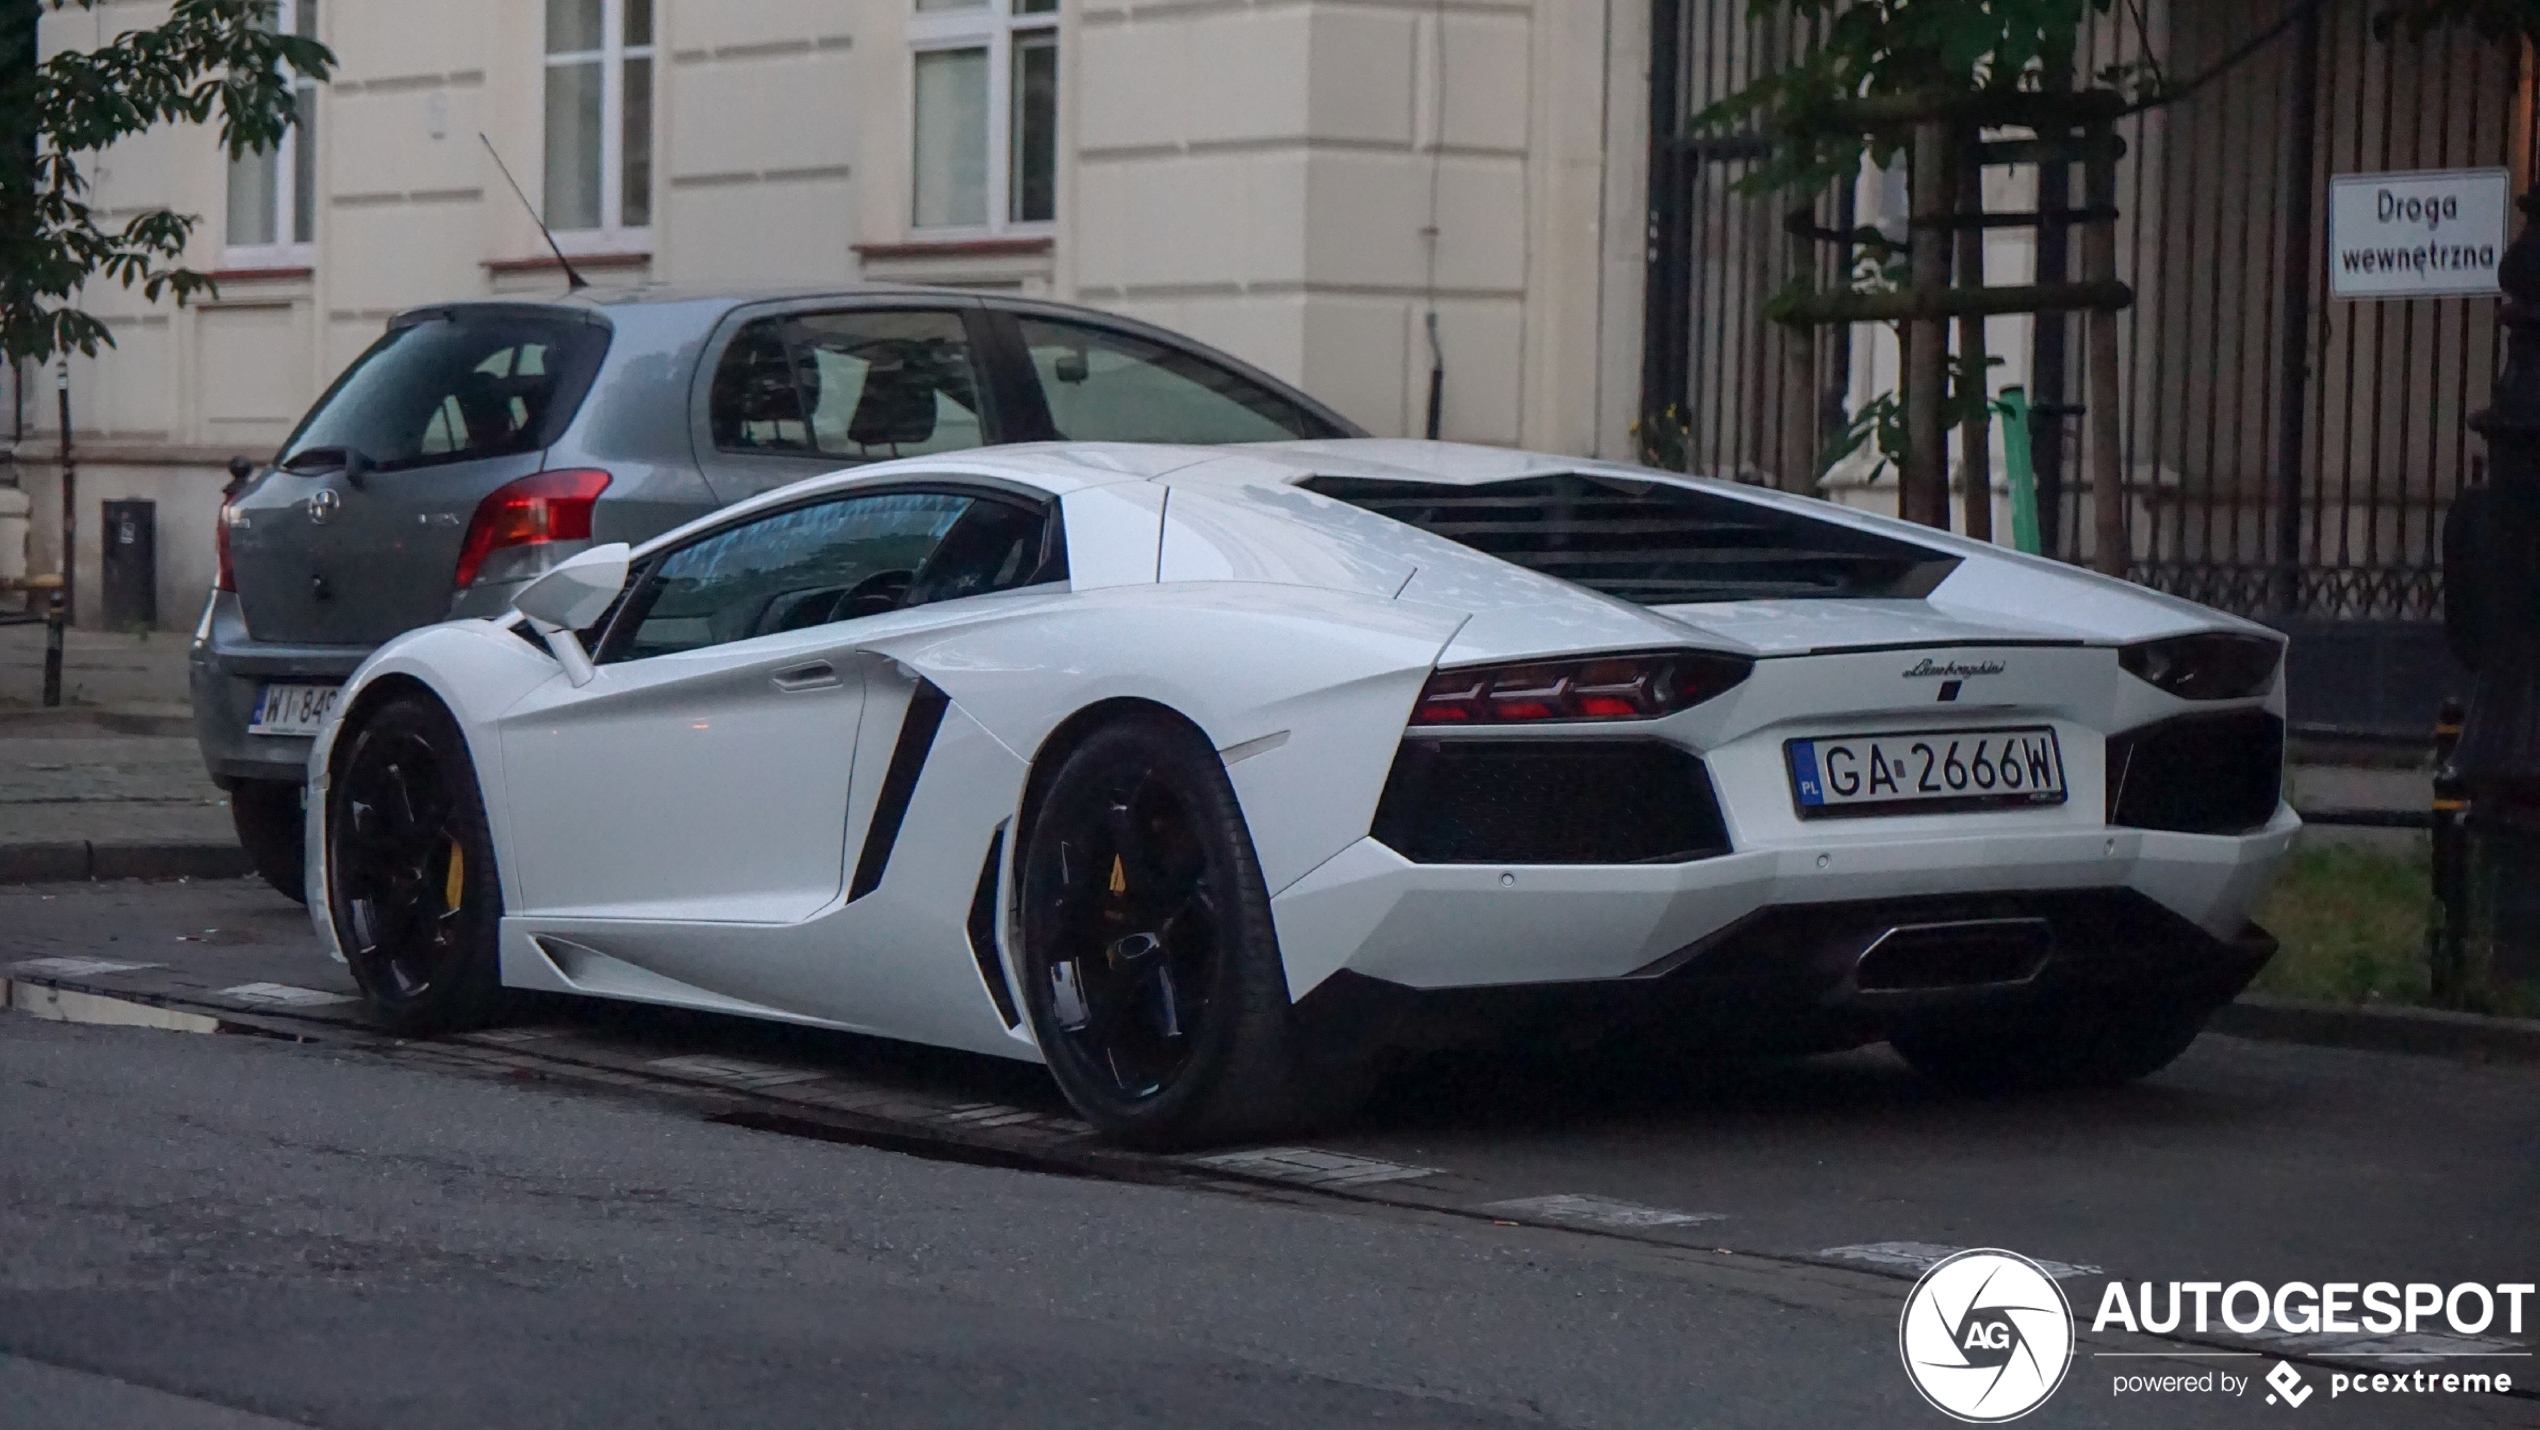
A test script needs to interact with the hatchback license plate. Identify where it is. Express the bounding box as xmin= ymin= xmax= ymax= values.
xmin=1787 ymin=726 xmax=2066 ymax=817
xmin=248 ymin=683 xmax=341 ymax=737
